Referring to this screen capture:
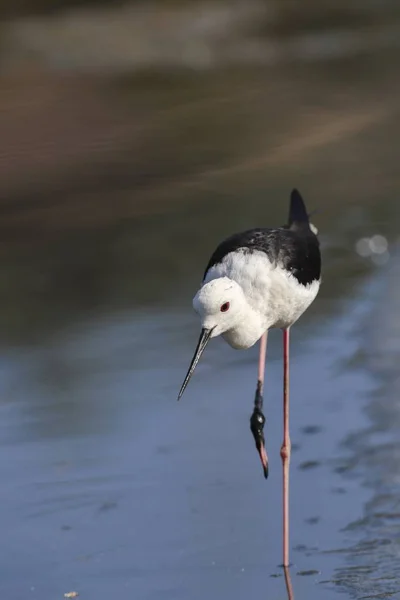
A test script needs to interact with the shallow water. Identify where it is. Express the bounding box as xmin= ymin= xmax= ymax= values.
xmin=1 ymin=5 xmax=400 ymax=598
xmin=0 ymin=201 xmax=399 ymax=599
